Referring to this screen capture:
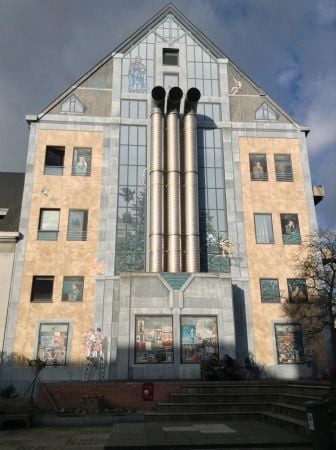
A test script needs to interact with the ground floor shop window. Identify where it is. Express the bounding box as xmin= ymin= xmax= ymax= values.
xmin=274 ymin=323 xmax=304 ymax=364
xmin=135 ymin=316 xmax=173 ymax=364
xmin=181 ymin=316 xmax=218 ymax=363
xmin=37 ymin=323 xmax=69 ymax=365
